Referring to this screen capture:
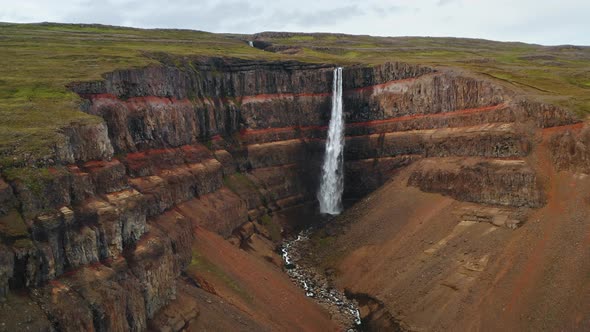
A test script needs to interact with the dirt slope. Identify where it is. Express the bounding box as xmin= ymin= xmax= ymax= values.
xmin=315 ymin=125 xmax=590 ymax=331
xmin=187 ymin=226 xmax=340 ymax=331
